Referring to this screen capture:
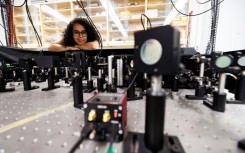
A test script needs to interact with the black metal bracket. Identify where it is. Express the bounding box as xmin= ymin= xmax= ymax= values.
xmin=203 ymin=92 xmax=226 ymax=112
xmin=0 ymin=77 xmax=15 ymax=92
xmin=227 ymin=100 xmax=245 ymax=105
xmin=82 ymin=123 xmax=123 ymax=142
xmin=123 ymin=132 xmax=185 ymax=153
xmin=42 ymin=69 xmax=60 ymax=91
xmin=185 ymin=85 xmax=206 ymax=100
xmin=22 ymin=70 xmax=39 ymax=91
xmin=83 ymin=80 xmax=95 ymax=93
